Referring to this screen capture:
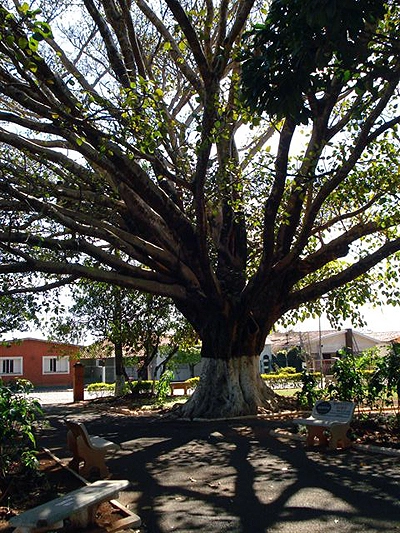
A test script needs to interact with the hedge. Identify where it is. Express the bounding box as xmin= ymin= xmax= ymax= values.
xmin=87 ymin=373 xmax=308 ymax=394
xmin=87 ymin=380 xmax=154 ymax=395
xmin=87 ymin=378 xmax=199 ymax=395
xmin=261 ymin=371 xmax=321 ymax=389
